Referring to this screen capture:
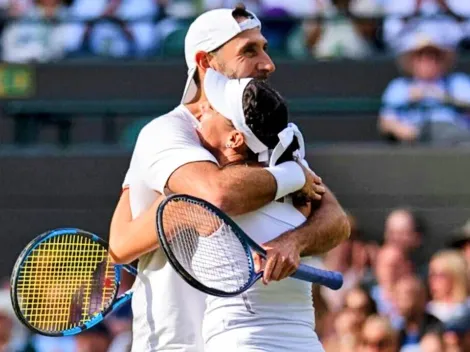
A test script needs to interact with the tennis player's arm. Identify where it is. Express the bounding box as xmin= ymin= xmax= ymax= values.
xmin=137 ymin=116 xmax=309 ymax=216
xmin=108 ymin=189 xmax=165 ymax=264
xmin=167 ymin=162 xmax=279 ymax=216
xmin=290 ymin=186 xmax=350 ymax=256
